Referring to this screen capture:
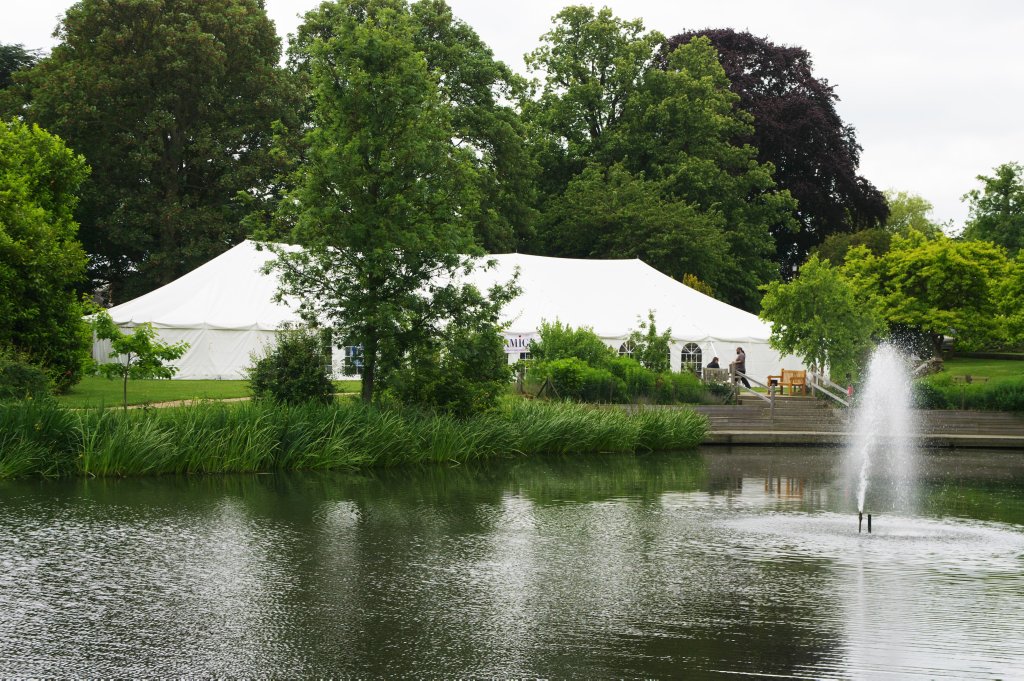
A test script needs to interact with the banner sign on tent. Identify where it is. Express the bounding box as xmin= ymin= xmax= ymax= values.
xmin=503 ymin=333 xmax=537 ymax=355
